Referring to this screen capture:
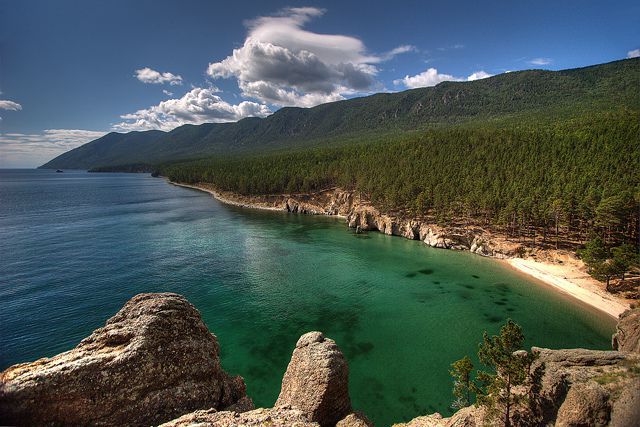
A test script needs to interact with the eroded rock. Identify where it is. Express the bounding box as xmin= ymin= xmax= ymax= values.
xmin=0 ymin=293 xmax=250 ymax=426
xmin=275 ymin=331 xmax=352 ymax=426
xmin=555 ymin=381 xmax=611 ymax=427
xmin=612 ymin=306 xmax=640 ymax=353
